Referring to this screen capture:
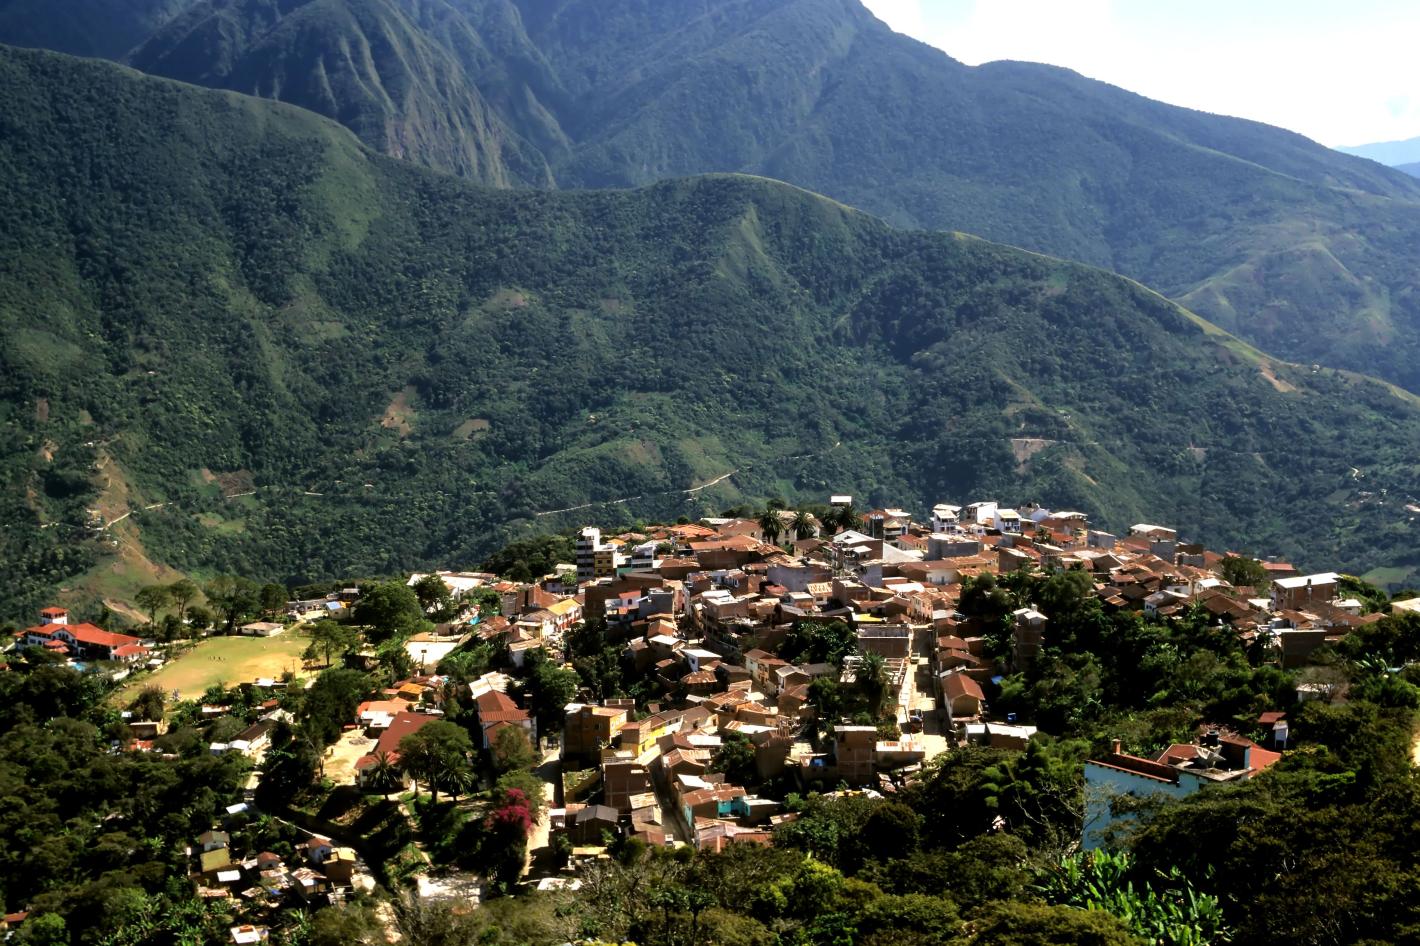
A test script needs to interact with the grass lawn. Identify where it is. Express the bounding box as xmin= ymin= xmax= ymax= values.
xmin=116 ymin=630 xmax=313 ymax=703
xmin=1362 ymin=565 xmax=1416 ymax=591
